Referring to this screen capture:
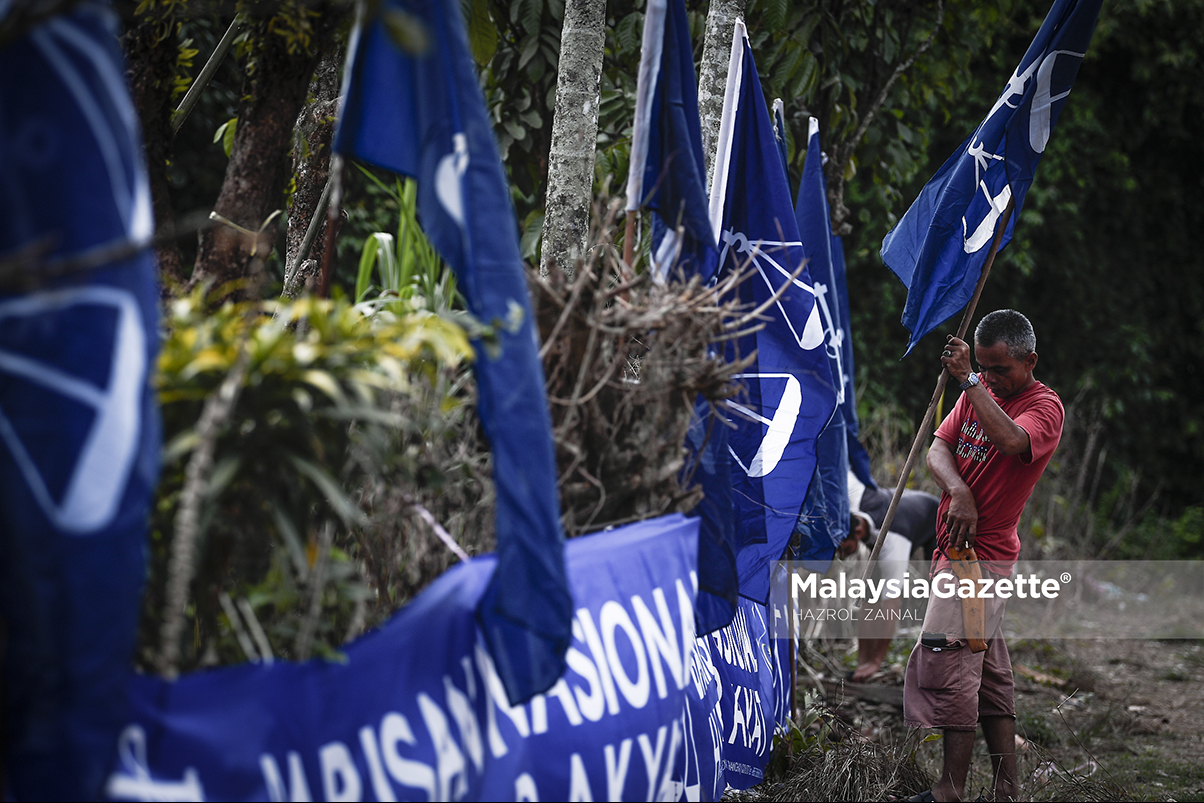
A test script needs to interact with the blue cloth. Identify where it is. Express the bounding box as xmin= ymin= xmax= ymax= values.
xmin=707 ymin=598 xmax=776 ymax=790
xmin=334 ymin=0 xmax=571 ymax=705
xmin=633 ymin=0 xmax=718 ymax=283
xmin=831 ymin=236 xmax=877 ymax=489
xmin=630 ymin=0 xmax=735 ymax=634
xmin=880 ymin=0 xmax=1102 ymax=355
xmin=104 ymin=515 xmax=728 ymax=802
xmin=0 ymin=3 xmax=160 ymax=798
xmin=713 ymin=31 xmax=837 ymax=603
xmin=683 ymin=396 xmax=739 ymax=635
xmin=794 ymin=121 xmax=848 ymax=568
